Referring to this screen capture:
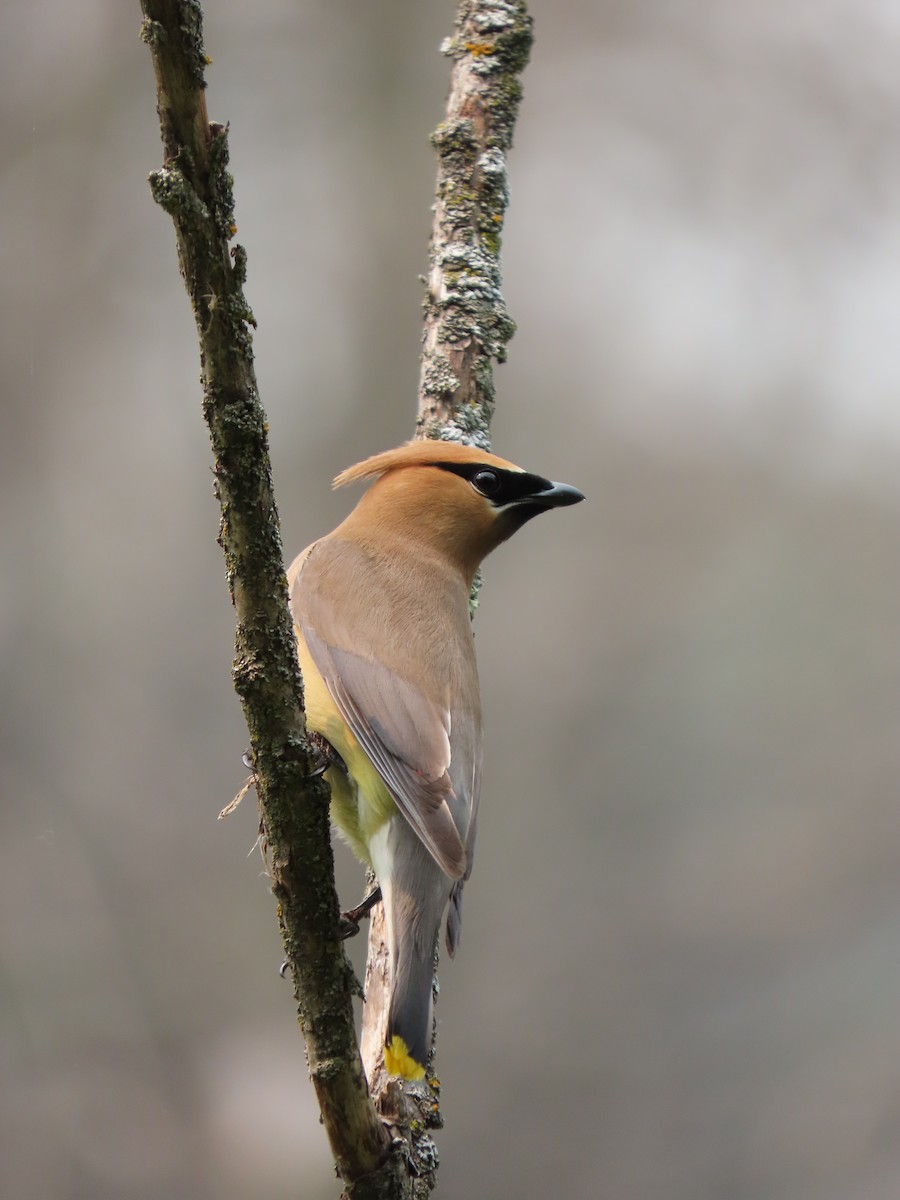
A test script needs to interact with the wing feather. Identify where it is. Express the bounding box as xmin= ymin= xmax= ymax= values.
xmin=293 ymin=539 xmax=476 ymax=881
xmin=304 ymin=630 xmax=467 ymax=877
